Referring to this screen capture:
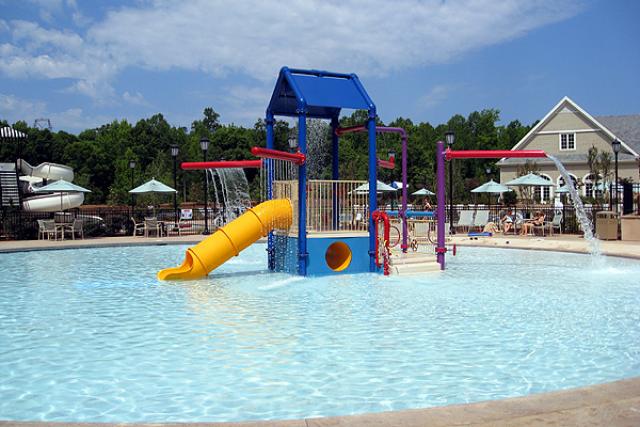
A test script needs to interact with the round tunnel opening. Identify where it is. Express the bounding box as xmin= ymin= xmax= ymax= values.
xmin=325 ymin=241 xmax=352 ymax=272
